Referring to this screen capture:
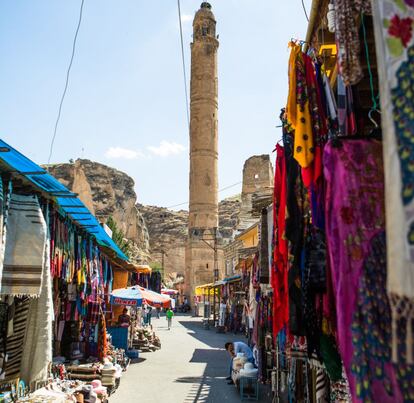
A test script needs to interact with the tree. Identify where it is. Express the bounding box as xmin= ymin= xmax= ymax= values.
xmin=106 ymin=216 xmax=131 ymax=258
